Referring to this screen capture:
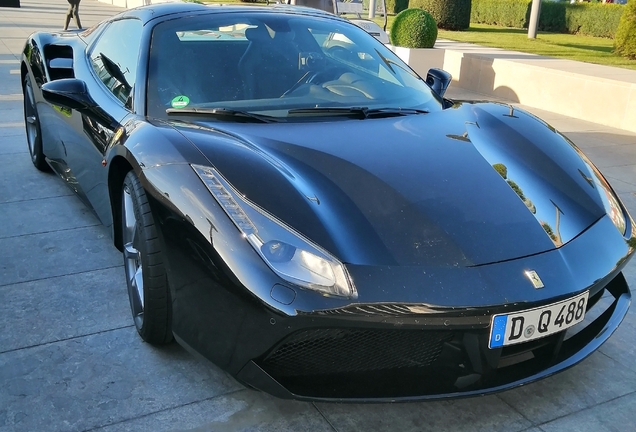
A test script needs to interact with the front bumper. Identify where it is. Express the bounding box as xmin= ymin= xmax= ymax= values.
xmin=236 ymin=271 xmax=631 ymax=401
